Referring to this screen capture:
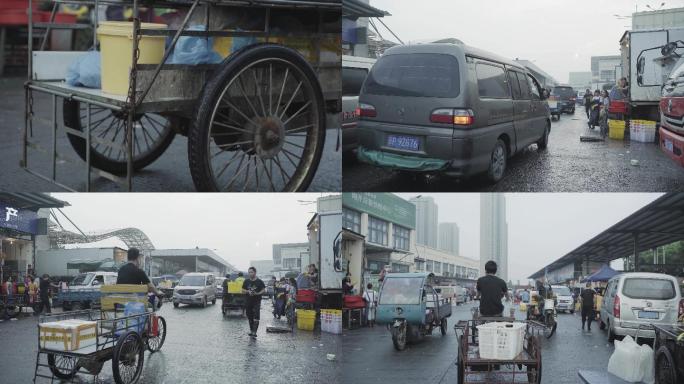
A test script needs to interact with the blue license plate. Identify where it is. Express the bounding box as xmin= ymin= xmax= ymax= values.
xmin=638 ymin=311 xmax=658 ymax=319
xmin=387 ymin=135 xmax=419 ymax=151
